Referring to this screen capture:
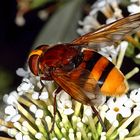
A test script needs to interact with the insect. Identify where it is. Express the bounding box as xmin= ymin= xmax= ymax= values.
xmin=28 ymin=13 xmax=140 ymax=132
